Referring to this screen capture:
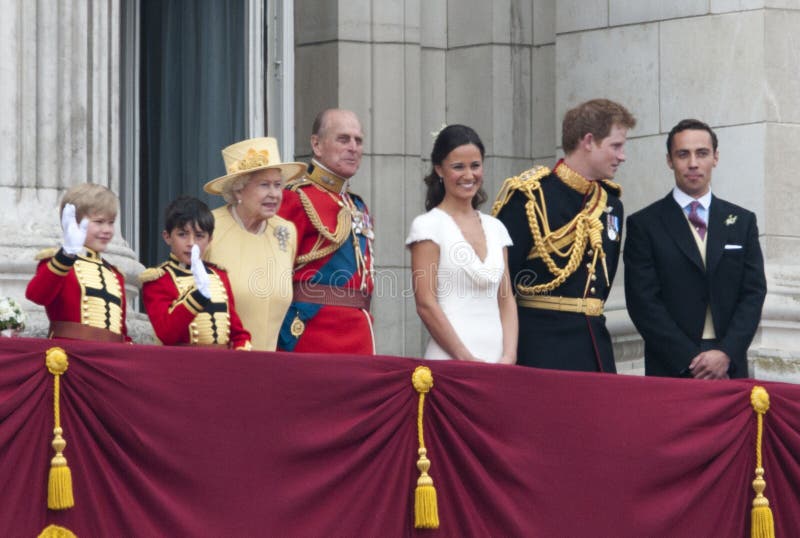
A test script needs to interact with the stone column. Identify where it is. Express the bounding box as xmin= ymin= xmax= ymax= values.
xmin=295 ymin=0 xmax=426 ymax=356
xmin=0 ymin=0 xmax=148 ymax=340
xmin=294 ymin=1 xmax=539 ymax=358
